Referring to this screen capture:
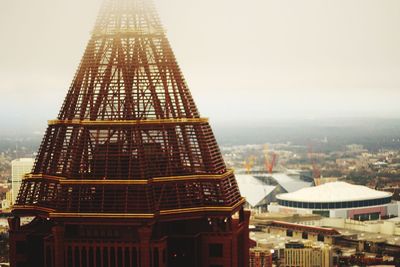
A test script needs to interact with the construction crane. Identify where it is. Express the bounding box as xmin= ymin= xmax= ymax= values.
xmin=243 ymin=156 xmax=256 ymax=174
xmin=268 ymin=153 xmax=277 ymax=173
xmin=308 ymin=143 xmax=321 ymax=184
xmin=263 ymin=144 xmax=278 ymax=174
